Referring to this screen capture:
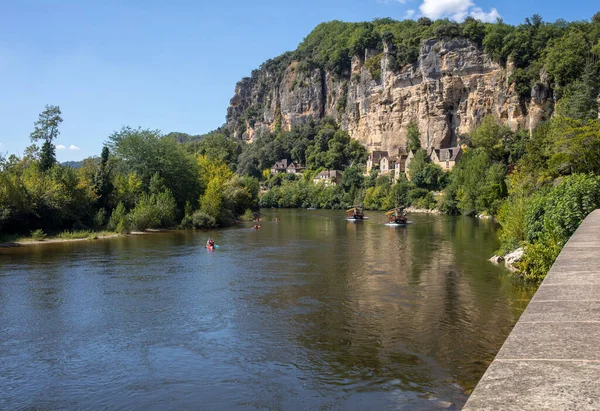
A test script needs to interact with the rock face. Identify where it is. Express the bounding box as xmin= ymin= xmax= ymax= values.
xmin=226 ymin=38 xmax=555 ymax=152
